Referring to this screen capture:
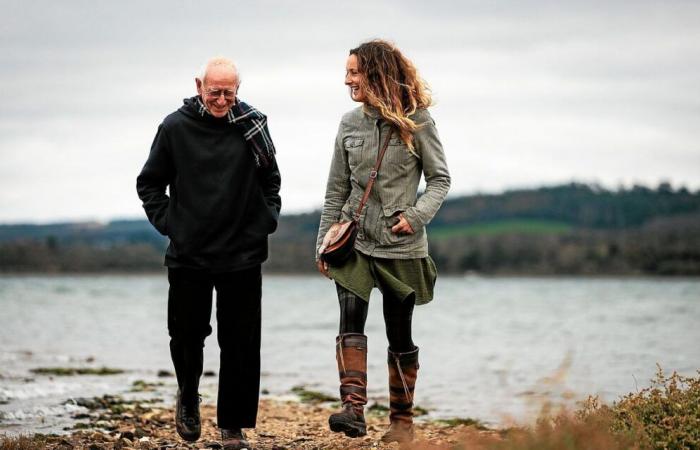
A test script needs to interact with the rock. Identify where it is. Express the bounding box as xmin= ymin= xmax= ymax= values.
xmin=258 ymin=432 xmax=276 ymax=438
xmin=121 ymin=430 xmax=136 ymax=440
